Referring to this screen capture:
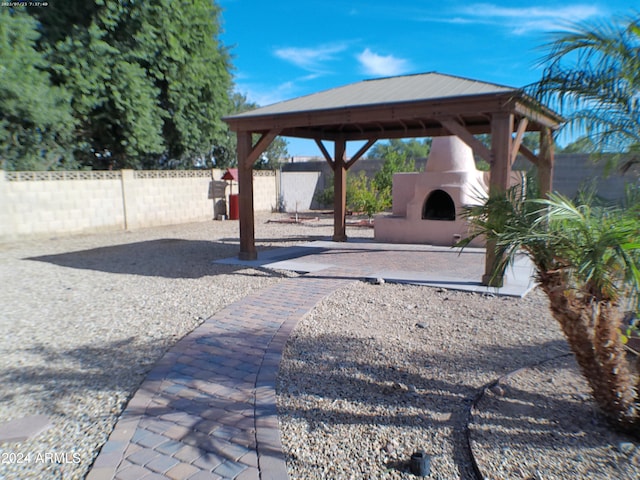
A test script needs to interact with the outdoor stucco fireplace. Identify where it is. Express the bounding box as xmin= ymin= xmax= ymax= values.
xmin=375 ymin=135 xmax=489 ymax=246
